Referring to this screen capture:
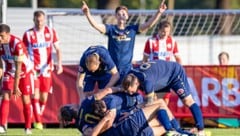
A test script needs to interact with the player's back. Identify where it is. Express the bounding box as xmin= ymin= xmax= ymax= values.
xmin=132 ymin=60 xmax=183 ymax=94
